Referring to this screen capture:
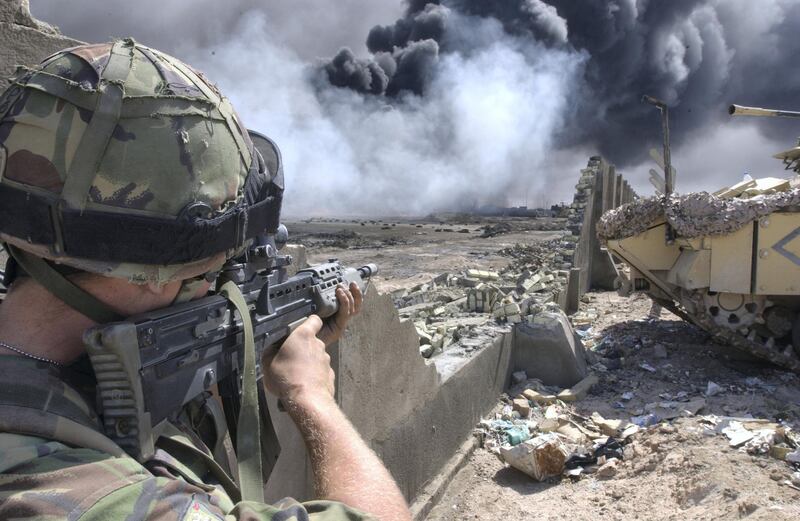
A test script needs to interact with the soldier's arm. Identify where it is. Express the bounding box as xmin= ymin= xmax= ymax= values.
xmin=285 ymin=391 xmax=411 ymax=521
xmin=262 ymin=288 xmax=412 ymax=521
